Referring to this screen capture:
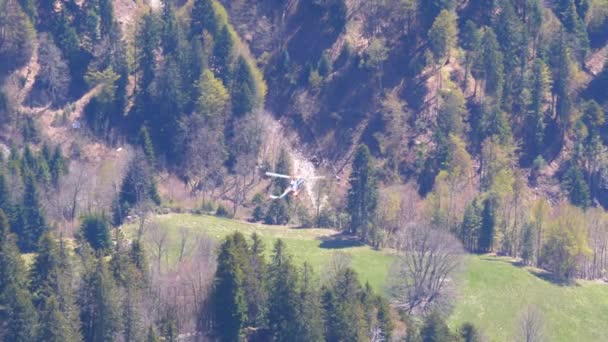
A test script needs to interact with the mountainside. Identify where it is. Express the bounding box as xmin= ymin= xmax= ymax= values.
xmin=2 ymin=0 xmax=608 ymax=340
